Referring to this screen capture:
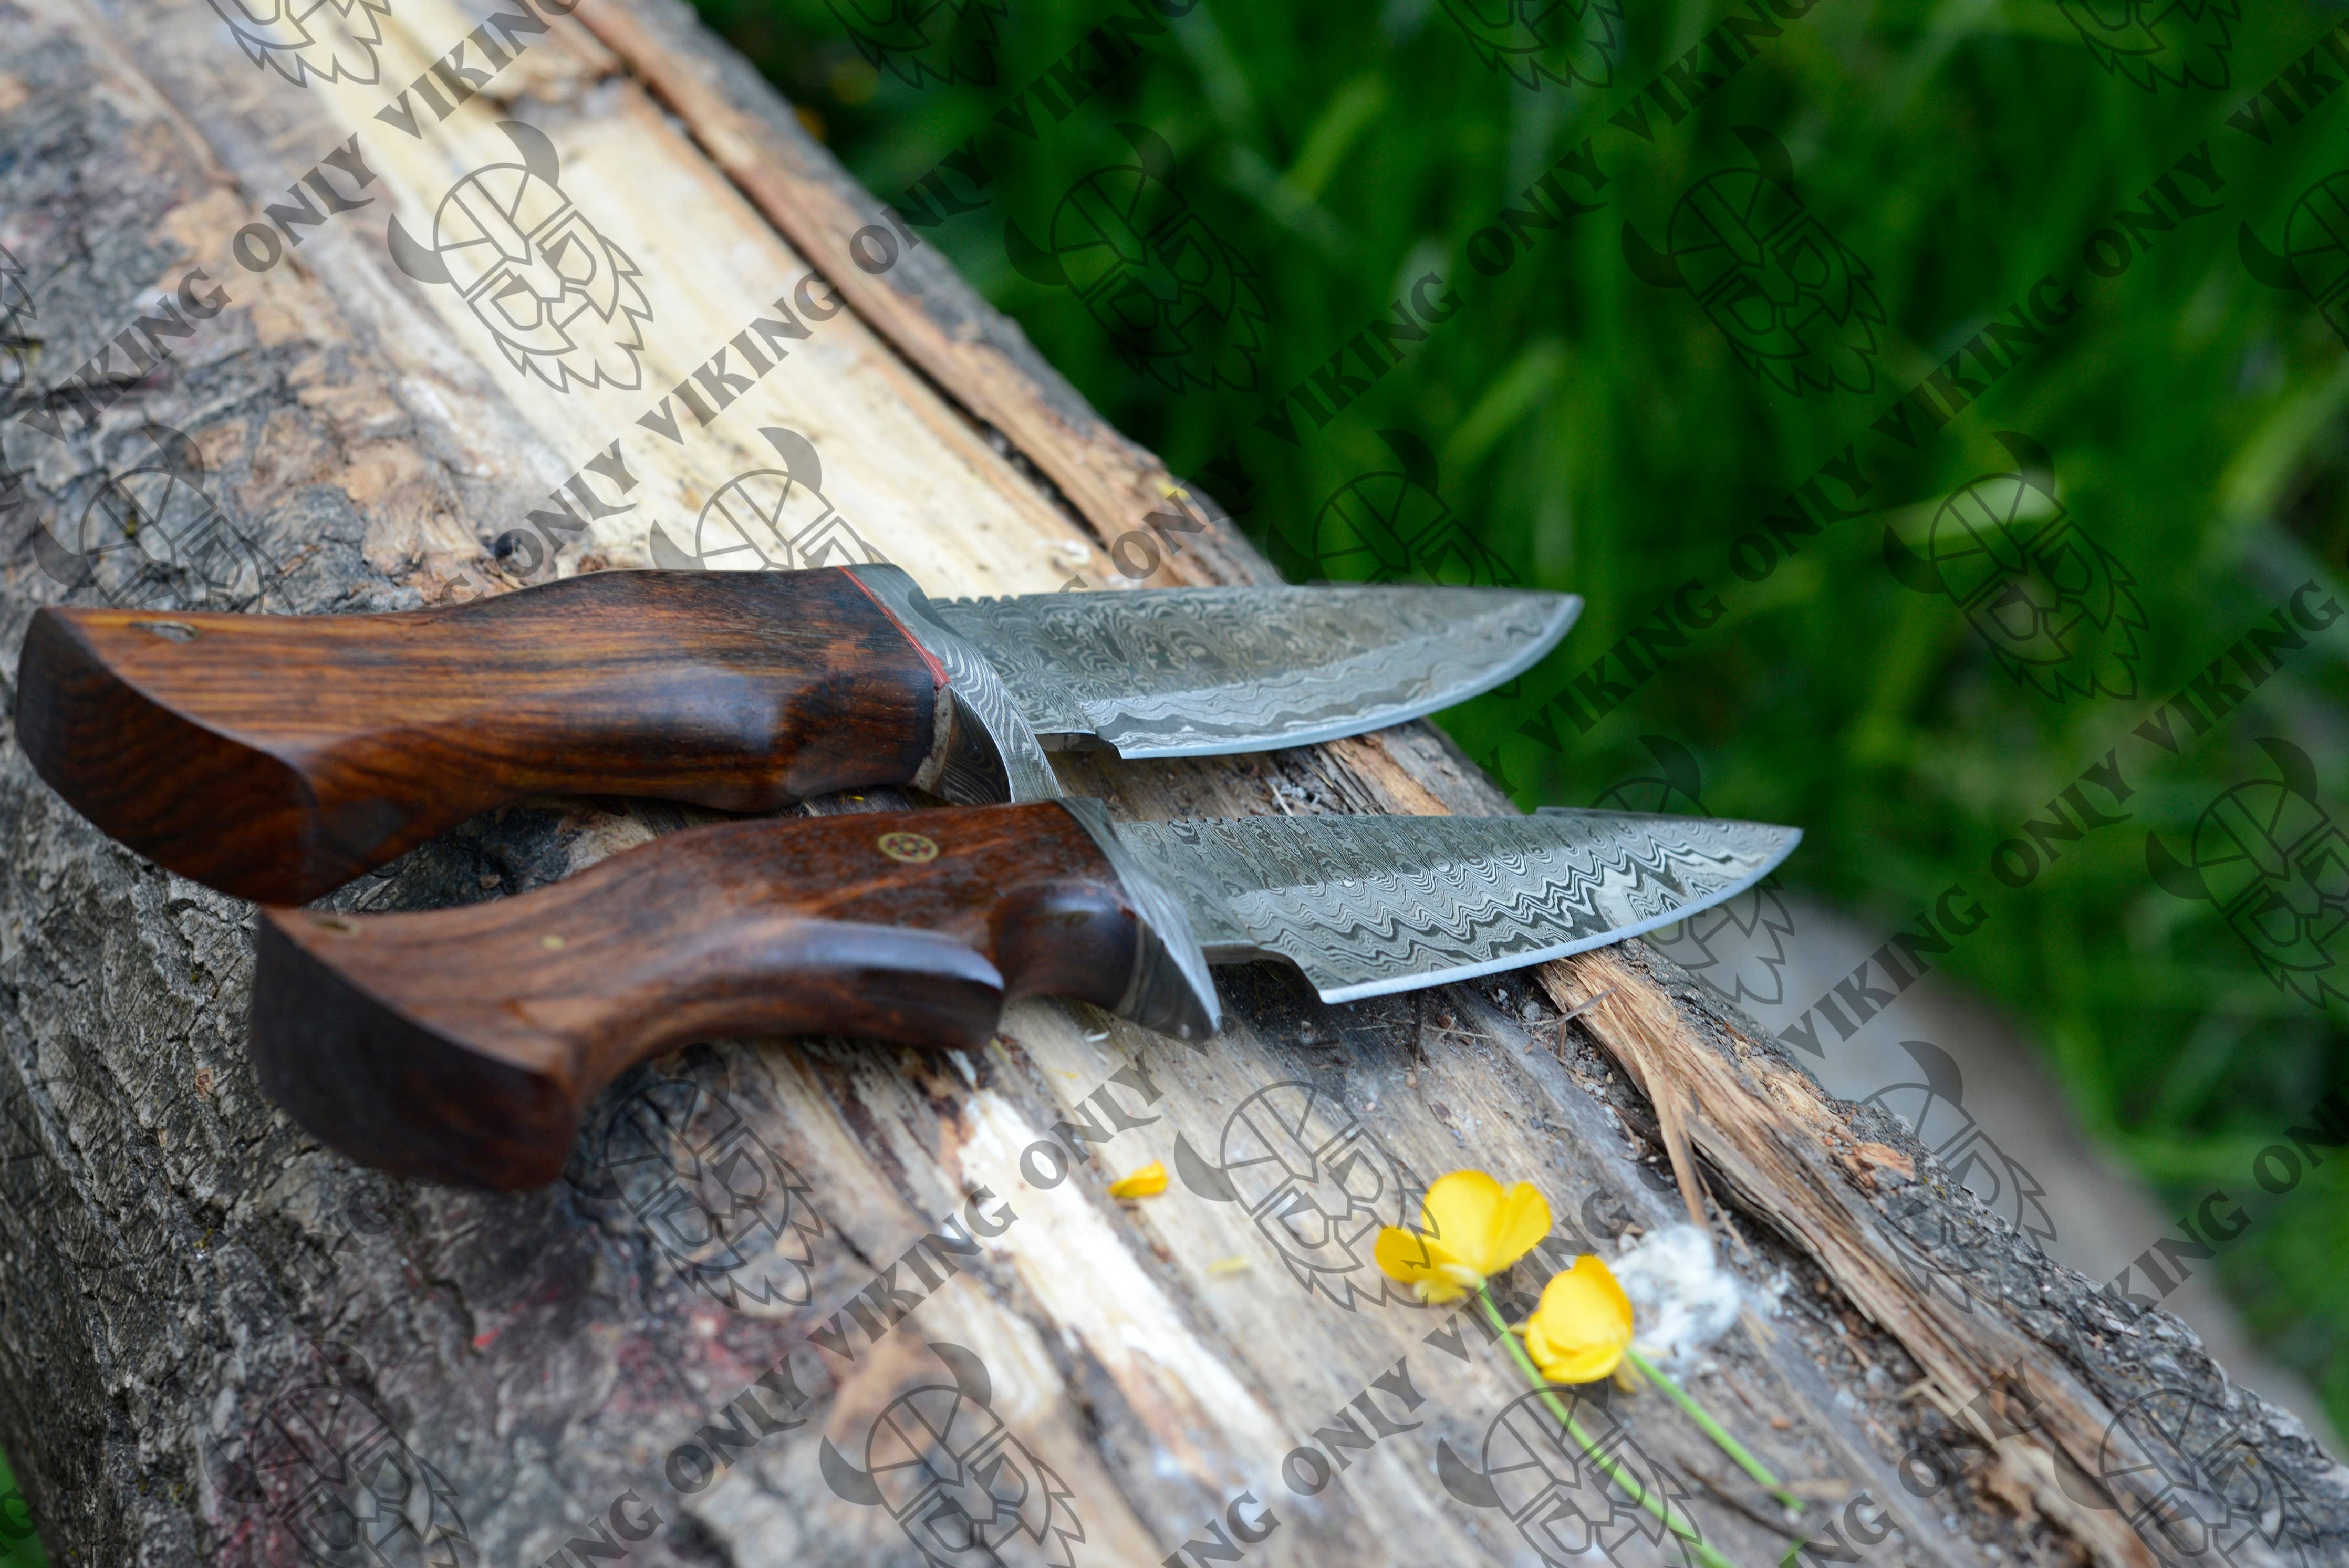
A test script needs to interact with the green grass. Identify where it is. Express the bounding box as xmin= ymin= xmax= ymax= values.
xmin=695 ymin=0 xmax=2349 ymax=1432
